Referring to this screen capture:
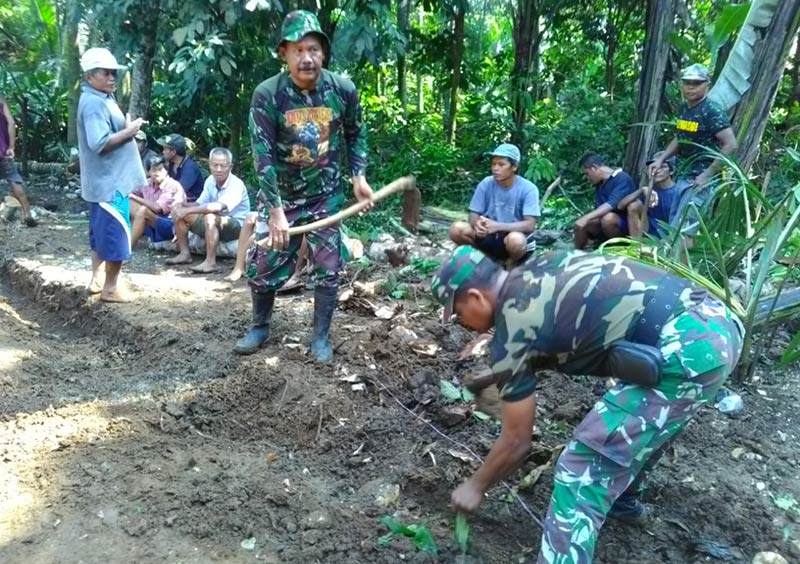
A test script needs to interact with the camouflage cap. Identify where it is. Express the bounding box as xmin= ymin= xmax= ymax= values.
xmin=680 ymin=63 xmax=710 ymax=82
xmin=430 ymin=245 xmax=490 ymax=322
xmin=278 ymin=10 xmax=330 ymax=54
xmin=646 ymin=150 xmax=676 ymax=171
